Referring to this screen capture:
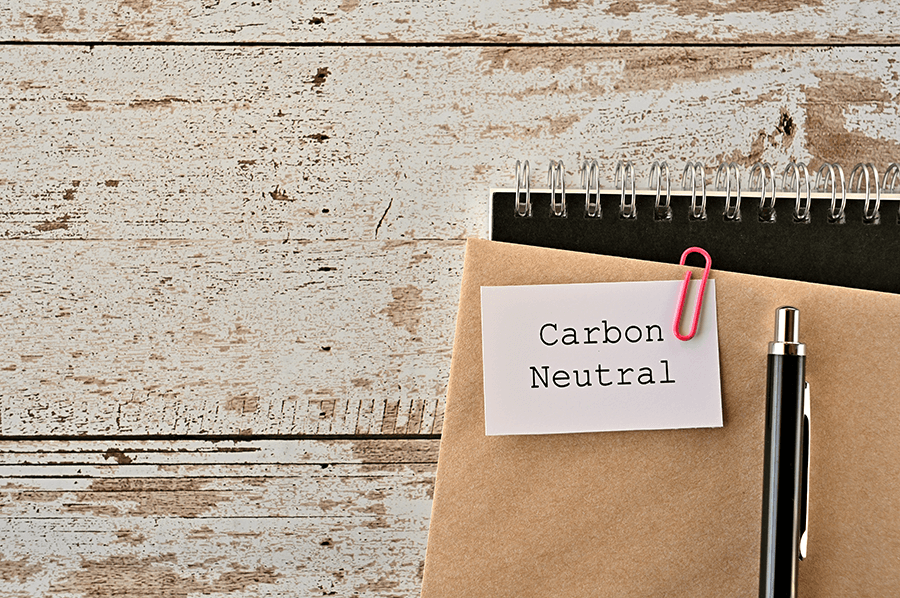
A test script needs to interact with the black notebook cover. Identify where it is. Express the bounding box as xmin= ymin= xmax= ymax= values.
xmin=490 ymin=190 xmax=900 ymax=294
